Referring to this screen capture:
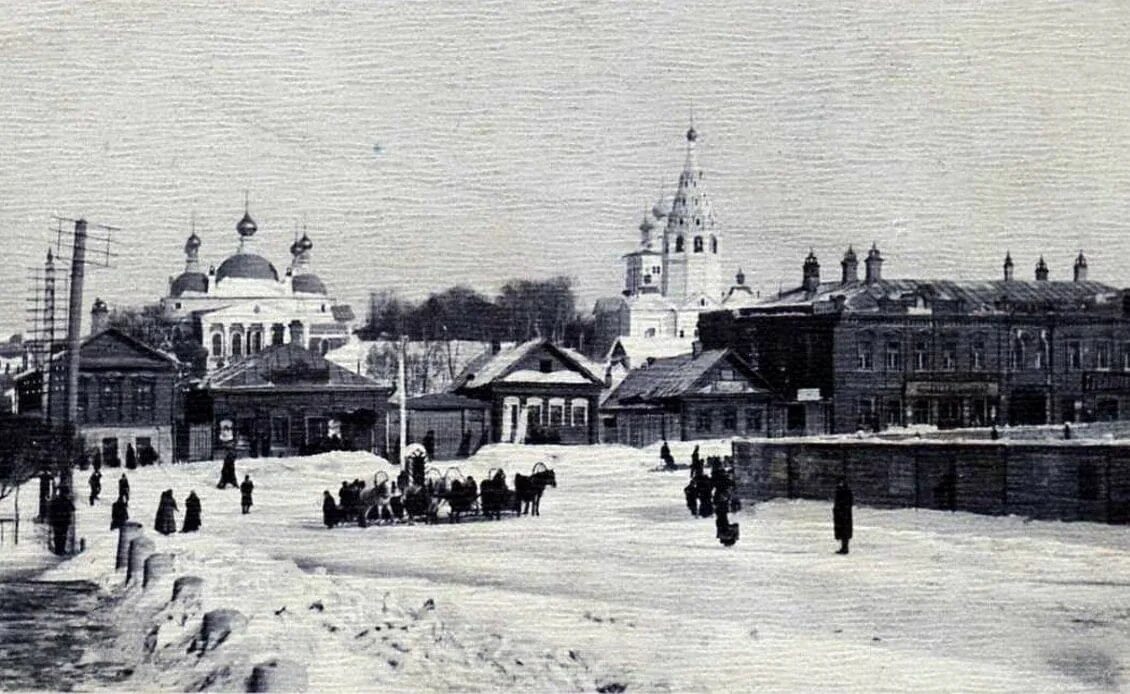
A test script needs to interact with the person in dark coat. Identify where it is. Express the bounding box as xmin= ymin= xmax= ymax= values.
xmin=422 ymin=430 xmax=436 ymax=461
xmin=155 ymin=490 xmax=178 ymax=535
xmin=833 ymin=478 xmax=854 ymax=555
xmin=182 ymin=491 xmax=202 ymax=533
xmin=48 ymin=489 xmax=74 ymax=556
xmin=118 ymin=473 xmax=130 ymax=502
xmin=990 ymin=424 xmax=1000 ymax=441
xmin=696 ymin=473 xmax=714 ymax=517
xmin=322 ymin=490 xmax=339 ymax=528
xmin=217 ymin=450 xmax=238 ymax=489
xmin=88 ymin=469 xmax=102 ymax=506
xmin=1063 ymin=422 xmax=1073 ymax=440
xmin=684 ymin=477 xmax=698 ymax=516
xmin=464 ymin=475 xmax=478 ymax=514
xmin=240 ymin=475 xmax=254 ymax=514
xmin=92 ymin=449 xmax=103 ymax=471
xmin=713 ymin=474 xmax=737 ymax=546
xmin=110 ymin=494 xmax=129 ymax=530
xmin=660 ymin=440 xmax=673 ymax=469
xmin=690 ymin=445 xmax=702 ymax=478
xmin=125 ymin=443 xmax=137 ymax=470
